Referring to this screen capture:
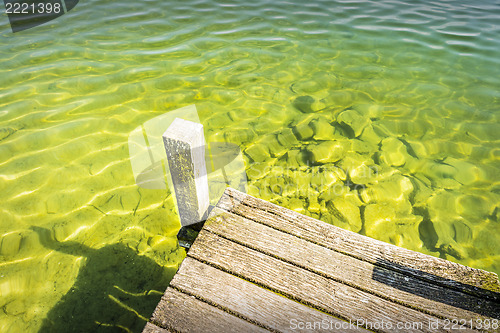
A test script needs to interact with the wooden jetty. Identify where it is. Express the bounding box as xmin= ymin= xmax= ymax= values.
xmin=144 ymin=118 xmax=499 ymax=332
xmin=143 ymin=187 xmax=500 ymax=333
